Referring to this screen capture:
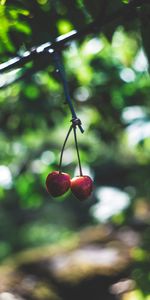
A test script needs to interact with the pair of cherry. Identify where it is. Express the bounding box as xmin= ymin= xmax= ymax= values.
xmin=45 ymin=118 xmax=93 ymax=201
xmin=46 ymin=171 xmax=93 ymax=200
